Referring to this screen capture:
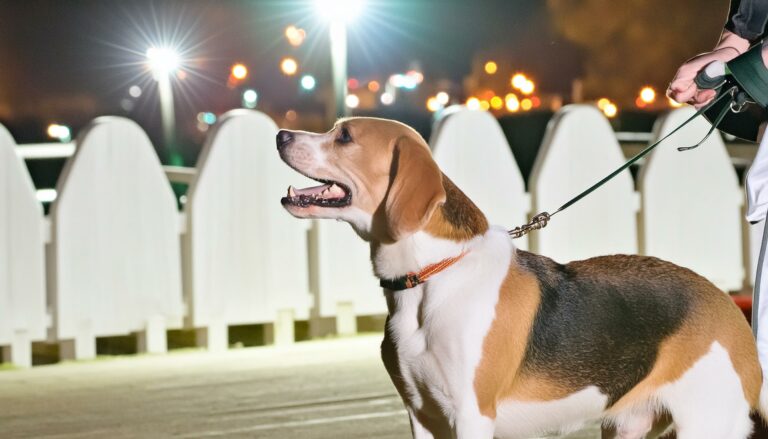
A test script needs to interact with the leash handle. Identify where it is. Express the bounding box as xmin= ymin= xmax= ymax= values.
xmin=508 ymin=88 xmax=736 ymax=240
xmin=695 ymin=61 xmax=727 ymax=90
